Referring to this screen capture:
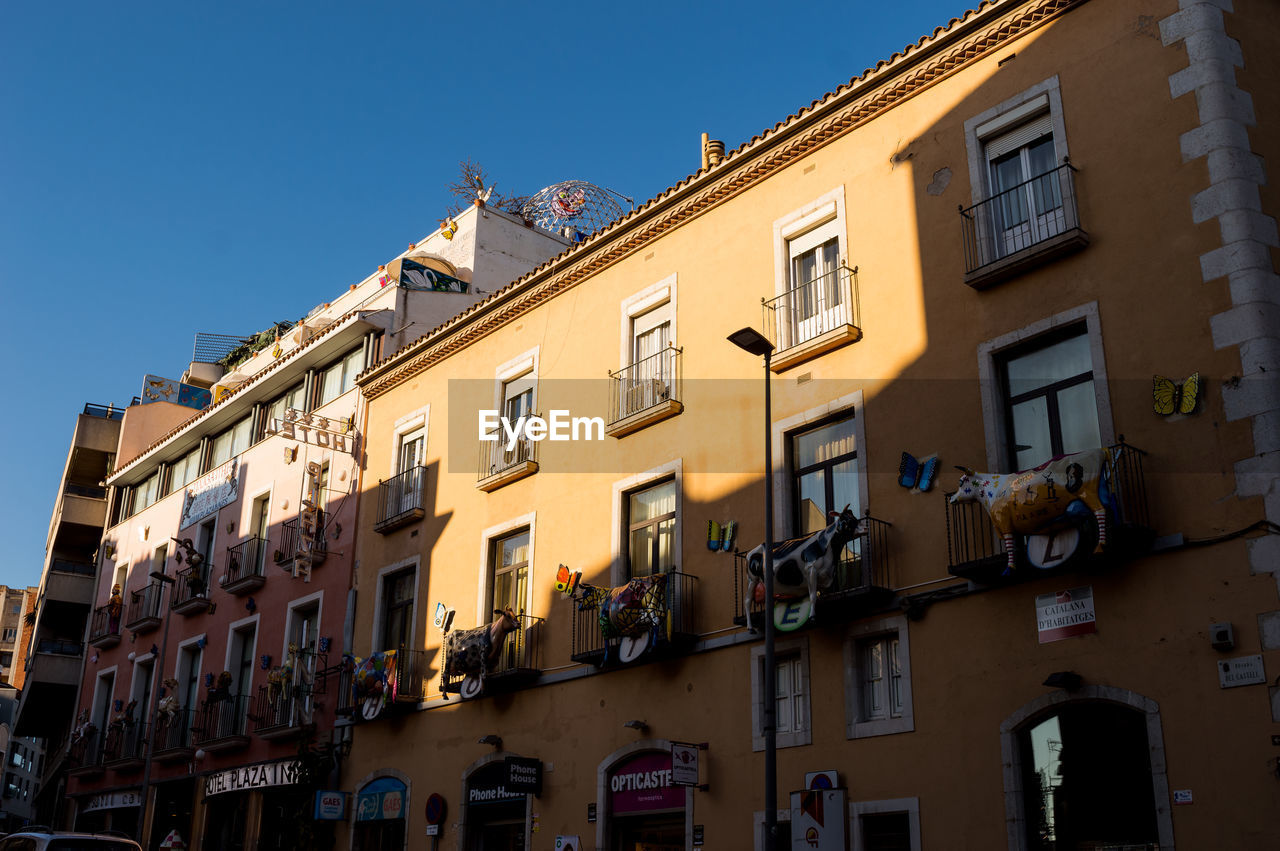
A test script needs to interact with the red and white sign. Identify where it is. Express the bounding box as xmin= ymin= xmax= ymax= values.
xmin=1036 ymin=586 xmax=1097 ymax=644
